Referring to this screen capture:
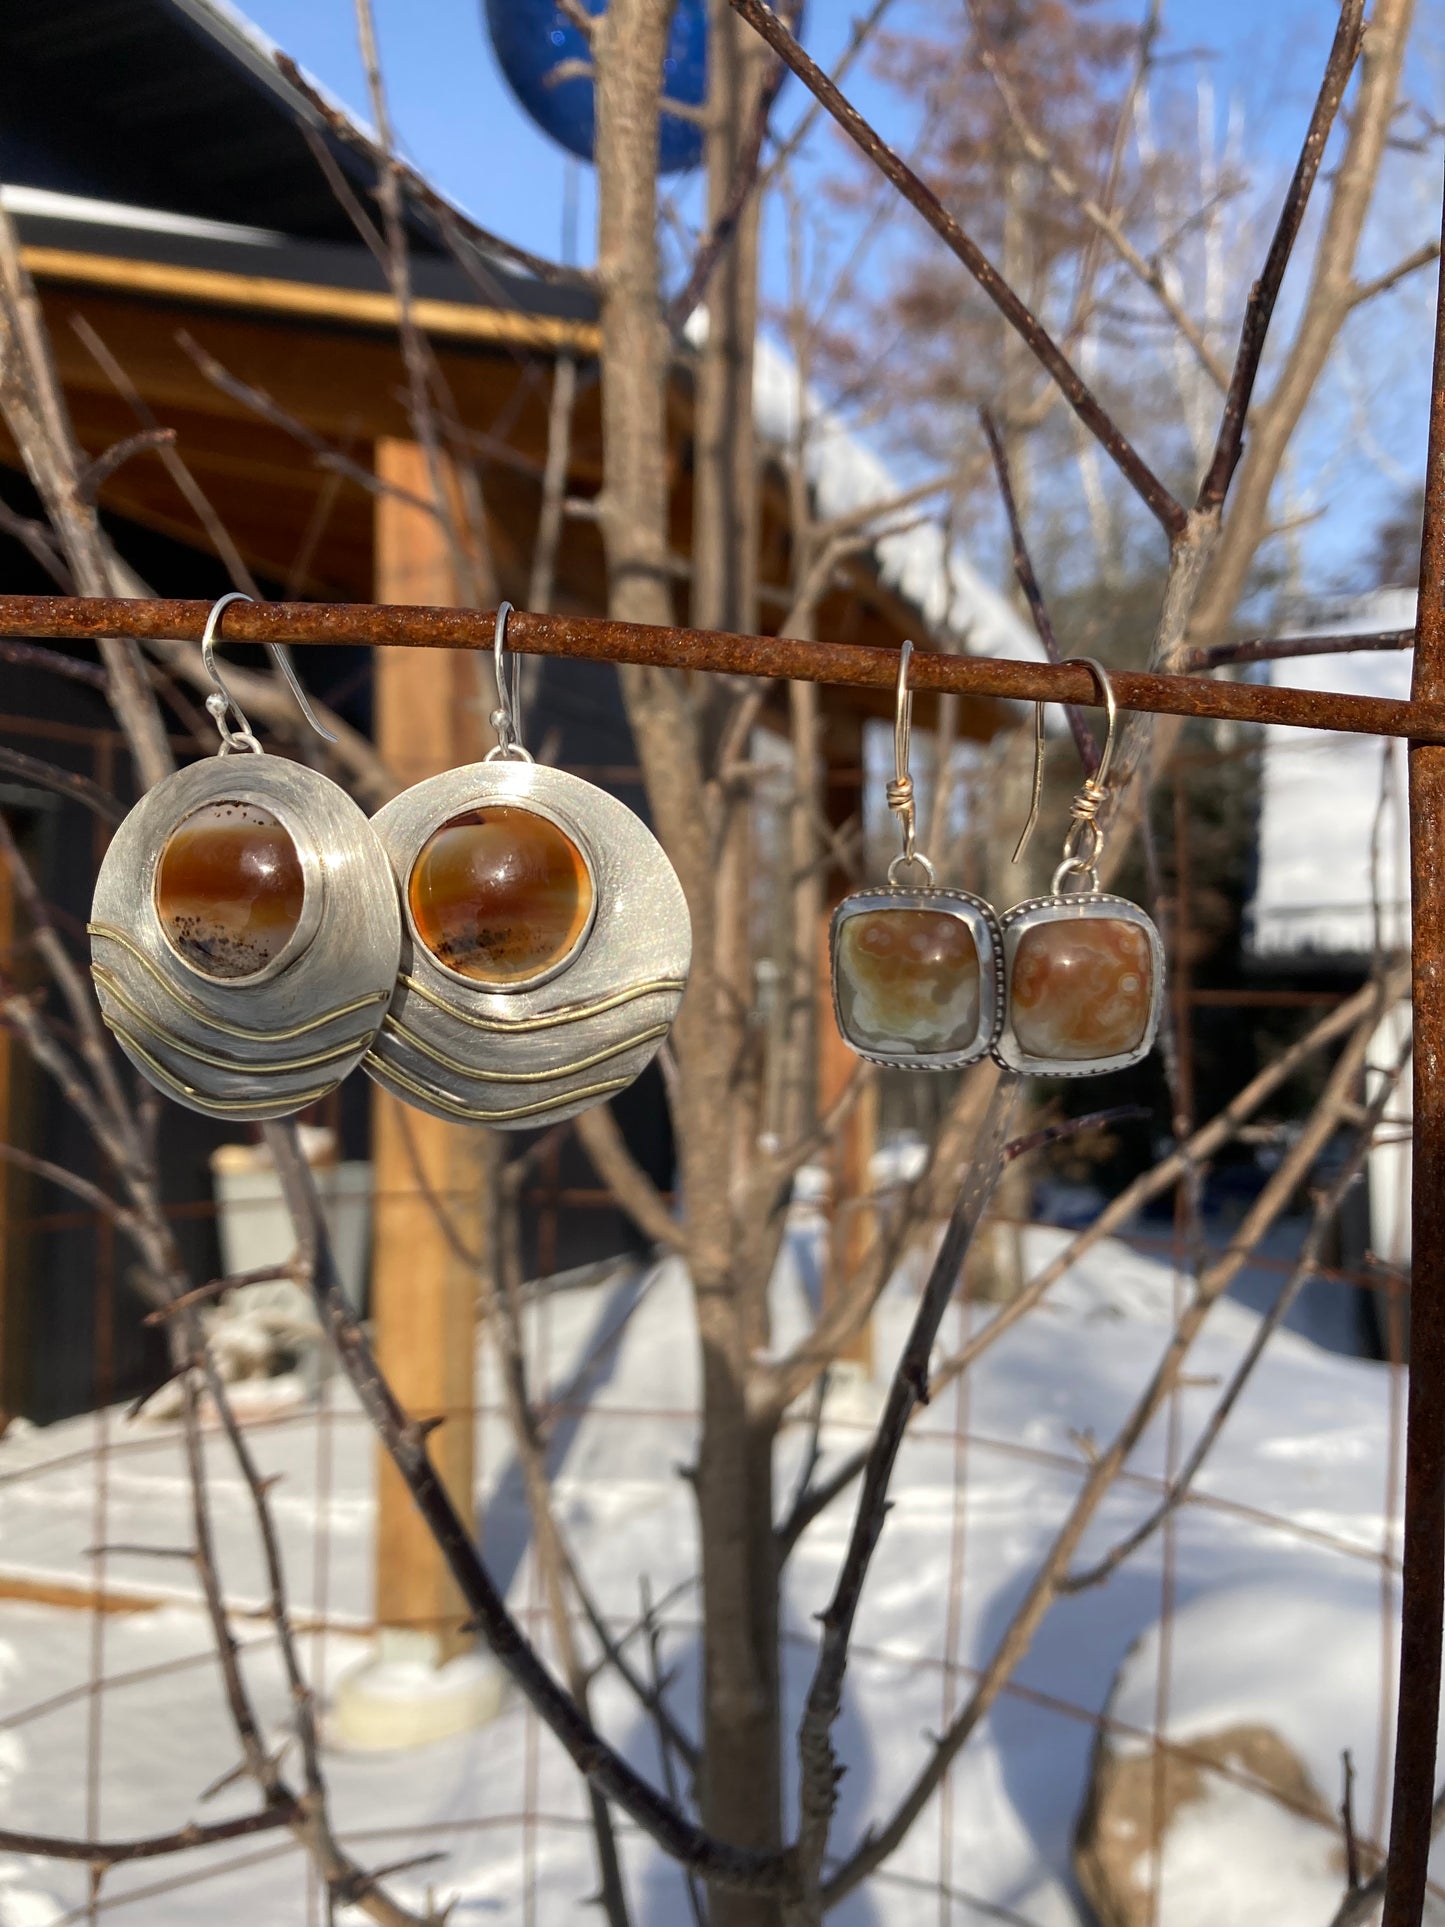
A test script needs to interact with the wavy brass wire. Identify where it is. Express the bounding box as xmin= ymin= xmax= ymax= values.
xmin=92 ymin=967 xmax=374 ymax=1075
xmin=102 ymin=1016 xmax=336 ymax=1114
xmin=364 ymin=1054 xmax=635 ymax=1124
xmin=382 ymin=1012 xmax=670 ymax=1085
xmin=396 ymin=970 xmax=687 ymax=1035
xmin=89 ymin=924 xmax=390 ymax=1039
